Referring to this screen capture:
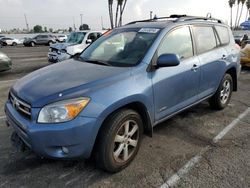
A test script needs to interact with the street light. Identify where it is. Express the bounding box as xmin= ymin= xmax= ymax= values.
xmin=80 ymin=14 xmax=83 ymax=26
